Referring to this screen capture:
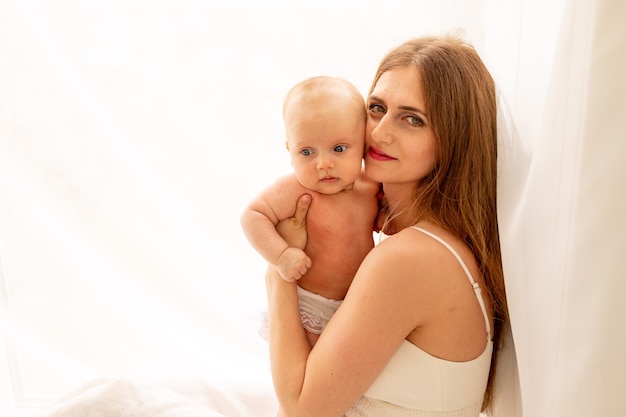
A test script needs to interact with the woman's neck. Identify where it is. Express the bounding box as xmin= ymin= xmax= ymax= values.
xmin=382 ymin=183 xmax=421 ymax=234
